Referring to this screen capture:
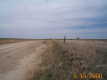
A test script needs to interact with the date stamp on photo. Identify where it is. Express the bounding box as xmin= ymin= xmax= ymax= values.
xmin=72 ymin=73 xmax=103 ymax=79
